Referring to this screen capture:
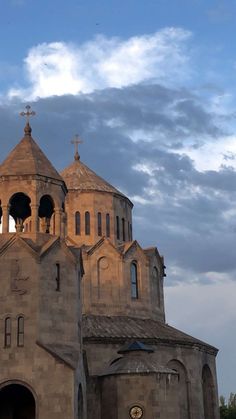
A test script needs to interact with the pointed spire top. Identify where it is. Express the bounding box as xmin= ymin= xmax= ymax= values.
xmin=71 ymin=134 xmax=83 ymax=161
xmin=20 ymin=105 xmax=36 ymax=136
